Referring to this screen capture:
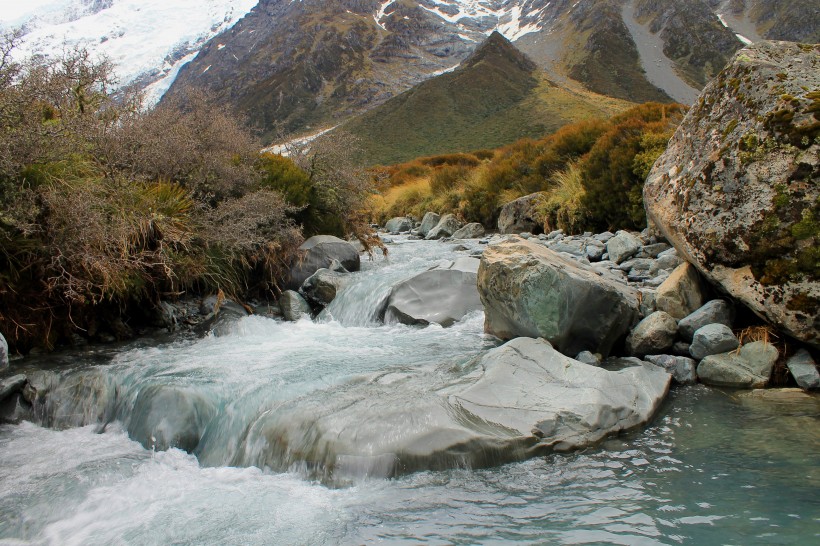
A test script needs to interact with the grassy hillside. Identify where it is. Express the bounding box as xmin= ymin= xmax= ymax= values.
xmin=338 ymin=32 xmax=632 ymax=166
